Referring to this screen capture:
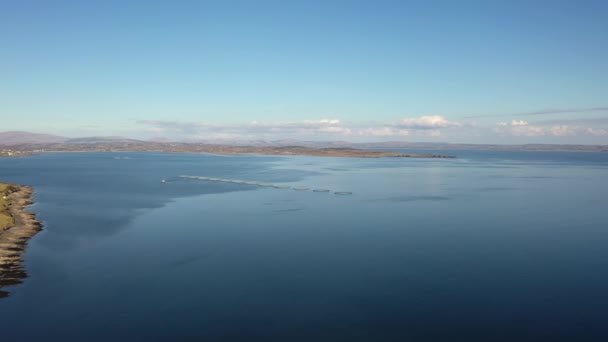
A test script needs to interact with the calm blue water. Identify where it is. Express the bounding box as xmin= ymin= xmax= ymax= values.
xmin=1 ymin=151 xmax=607 ymax=341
